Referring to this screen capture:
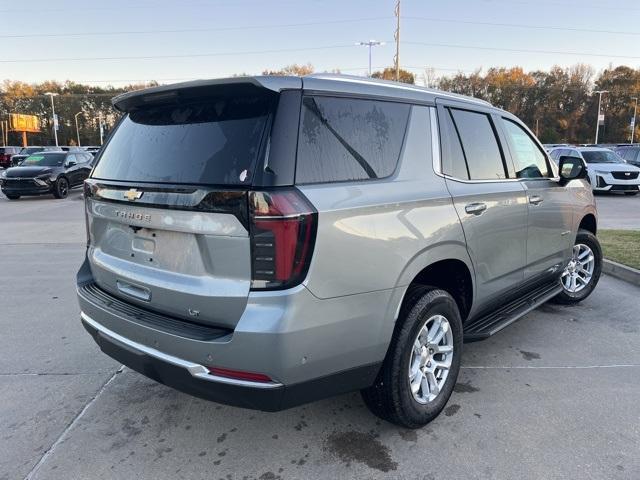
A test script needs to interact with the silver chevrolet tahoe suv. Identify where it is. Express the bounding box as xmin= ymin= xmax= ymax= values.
xmin=77 ymin=75 xmax=601 ymax=427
